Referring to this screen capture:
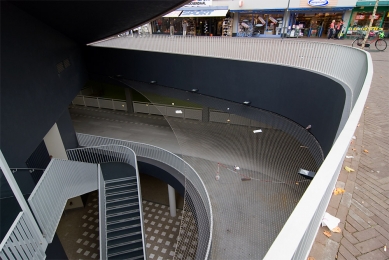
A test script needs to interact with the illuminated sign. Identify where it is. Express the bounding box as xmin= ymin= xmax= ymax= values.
xmin=308 ymin=0 xmax=329 ymax=7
